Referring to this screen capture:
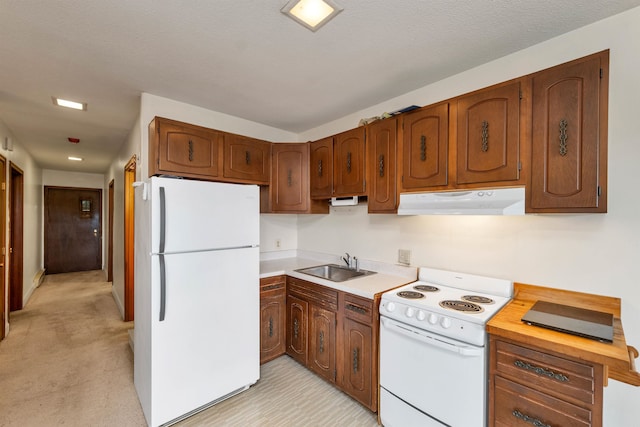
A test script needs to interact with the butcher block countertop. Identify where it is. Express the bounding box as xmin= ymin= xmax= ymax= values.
xmin=487 ymin=283 xmax=640 ymax=387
